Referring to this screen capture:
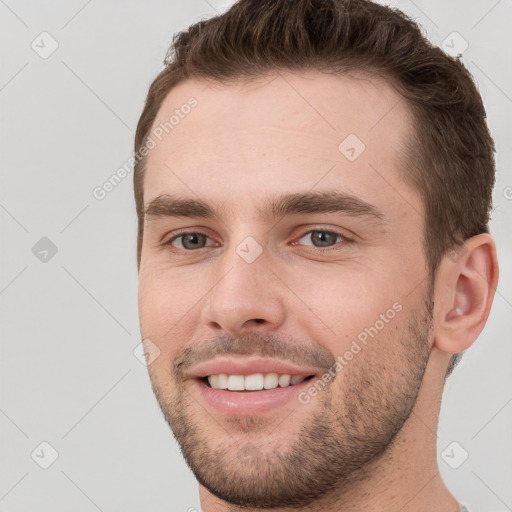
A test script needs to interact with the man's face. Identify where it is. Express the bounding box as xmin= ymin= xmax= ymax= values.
xmin=138 ymin=71 xmax=434 ymax=508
